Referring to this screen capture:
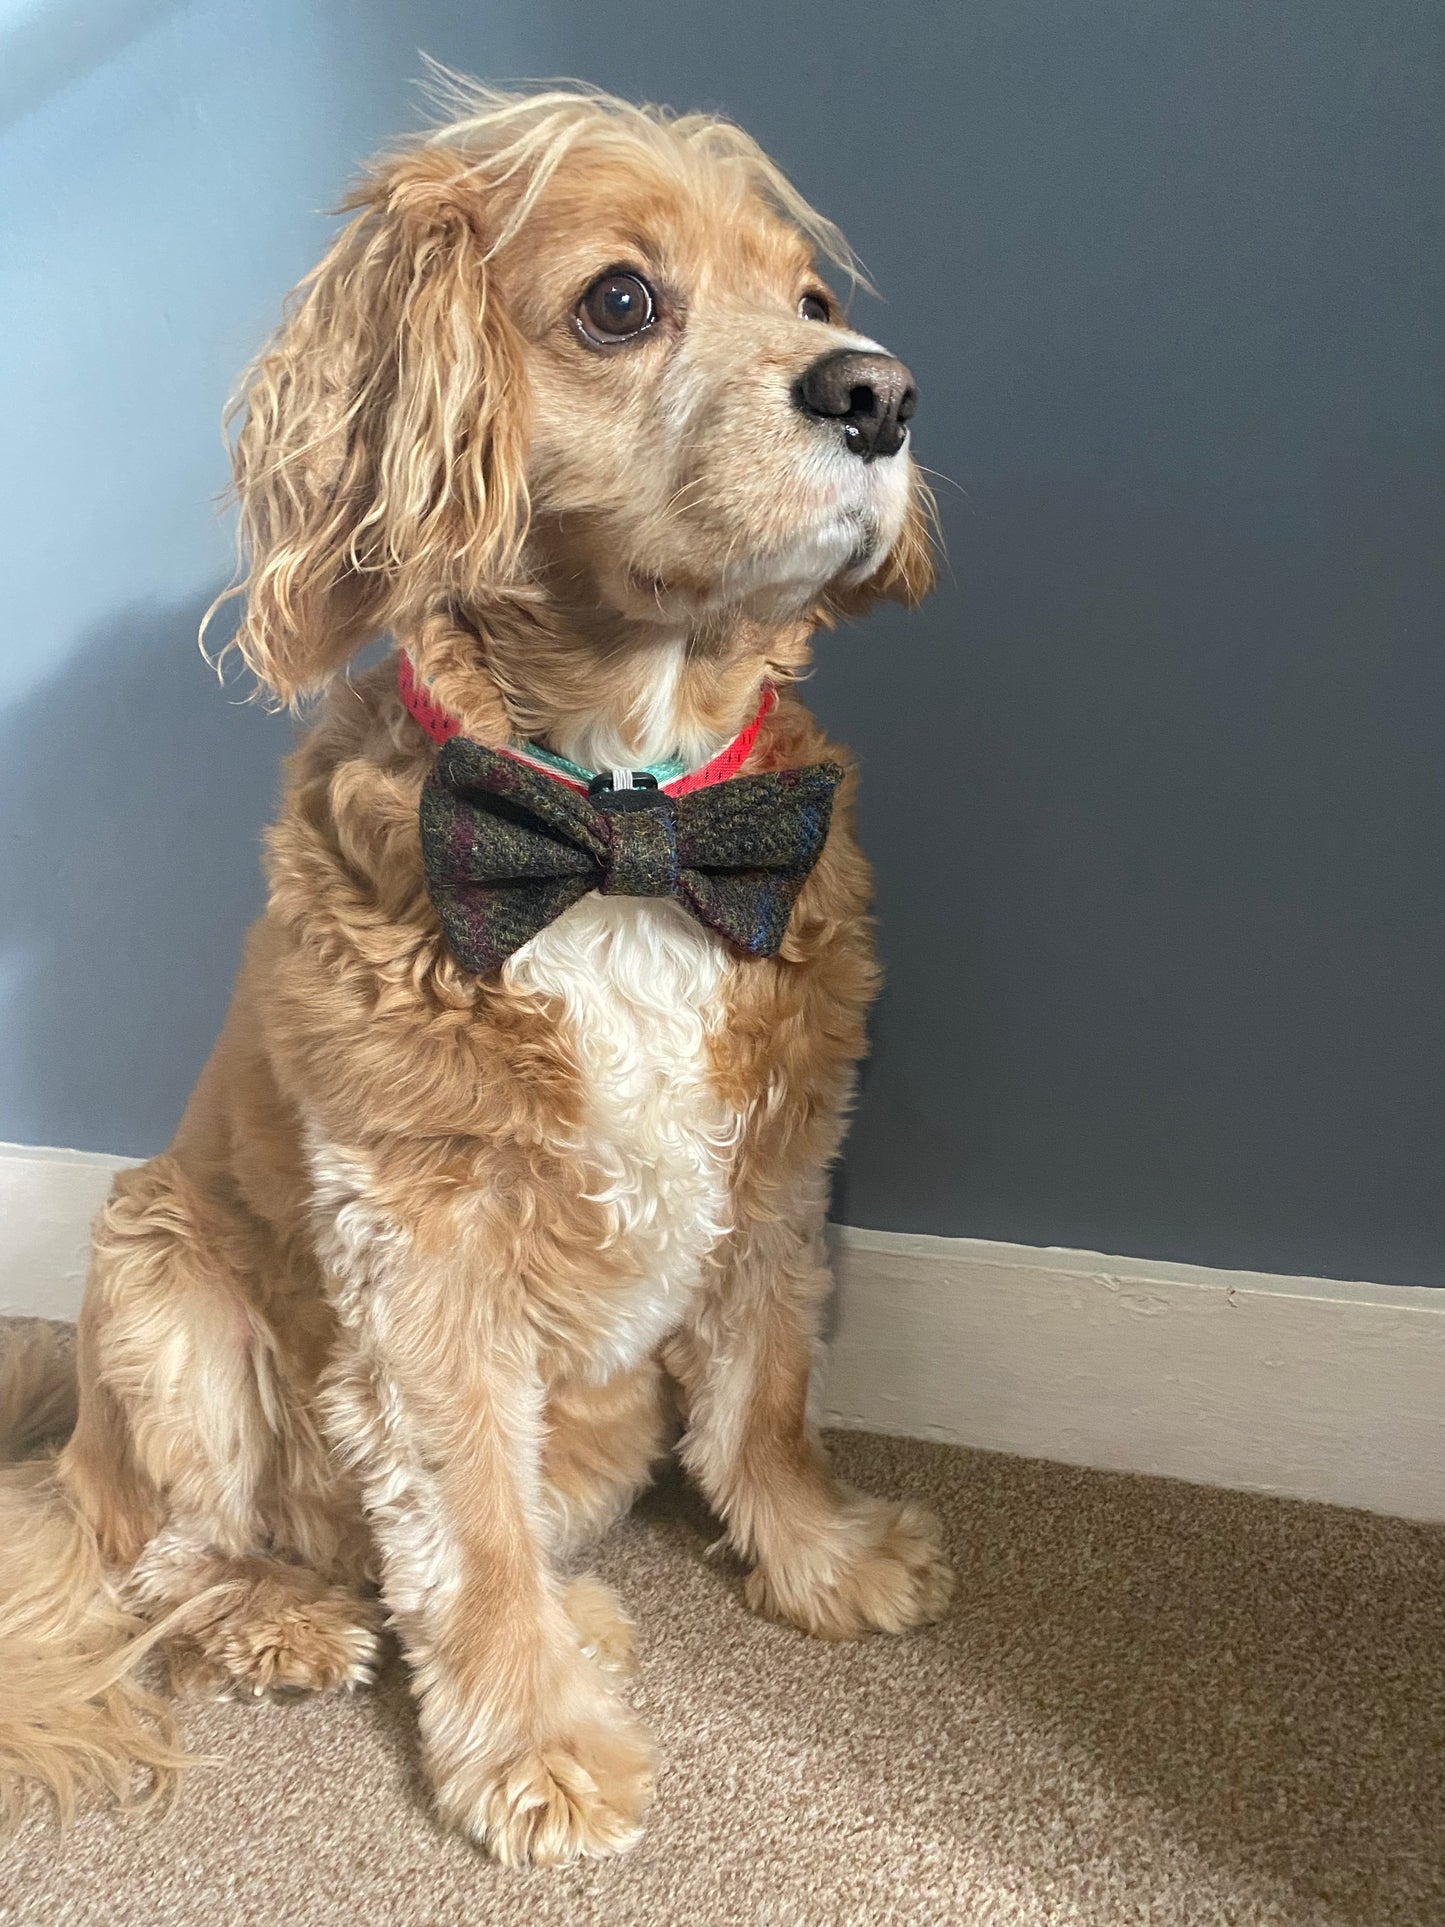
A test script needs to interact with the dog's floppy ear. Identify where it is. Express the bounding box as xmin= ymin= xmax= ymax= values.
xmin=222 ymin=150 xmax=530 ymax=704
xmin=819 ymin=476 xmax=938 ymax=621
